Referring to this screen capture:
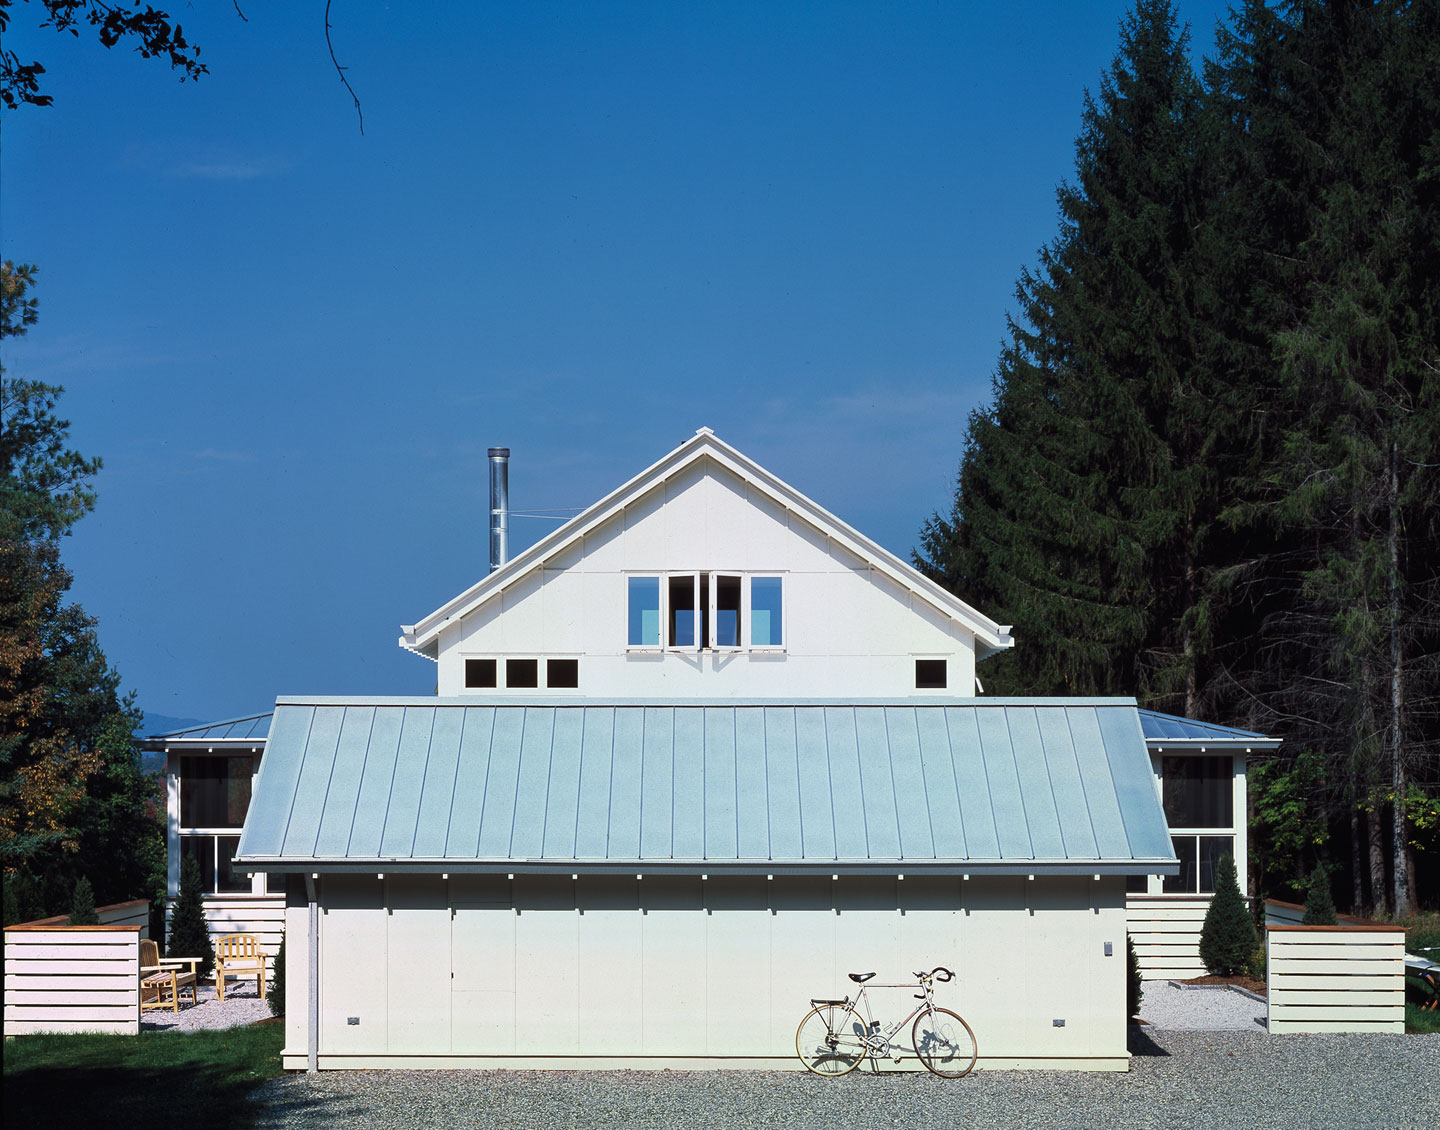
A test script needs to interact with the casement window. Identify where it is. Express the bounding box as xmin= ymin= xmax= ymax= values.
xmin=1160 ymin=756 xmax=1235 ymax=894
xmin=178 ymin=755 xmax=254 ymax=894
xmin=628 ymin=572 xmax=784 ymax=650
xmin=463 ymin=656 xmax=579 ymax=690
